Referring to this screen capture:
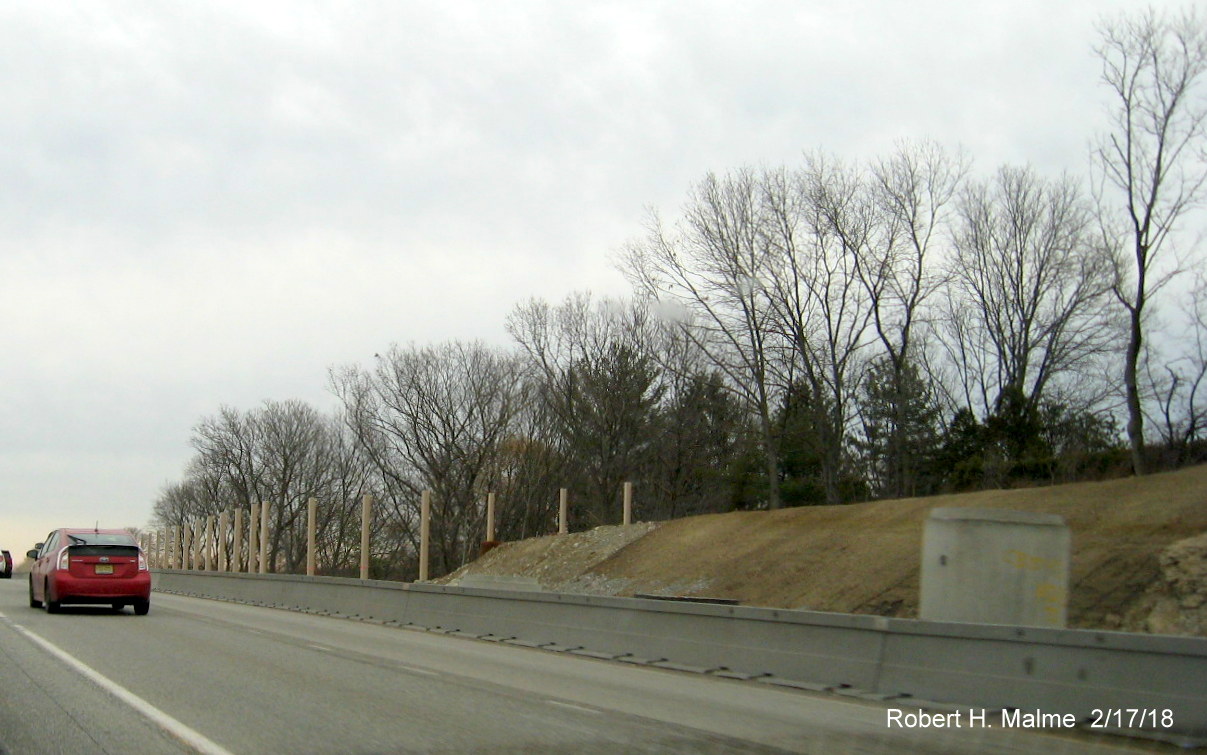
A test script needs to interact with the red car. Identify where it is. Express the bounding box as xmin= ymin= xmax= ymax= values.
xmin=27 ymin=528 xmax=151 ymax=615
